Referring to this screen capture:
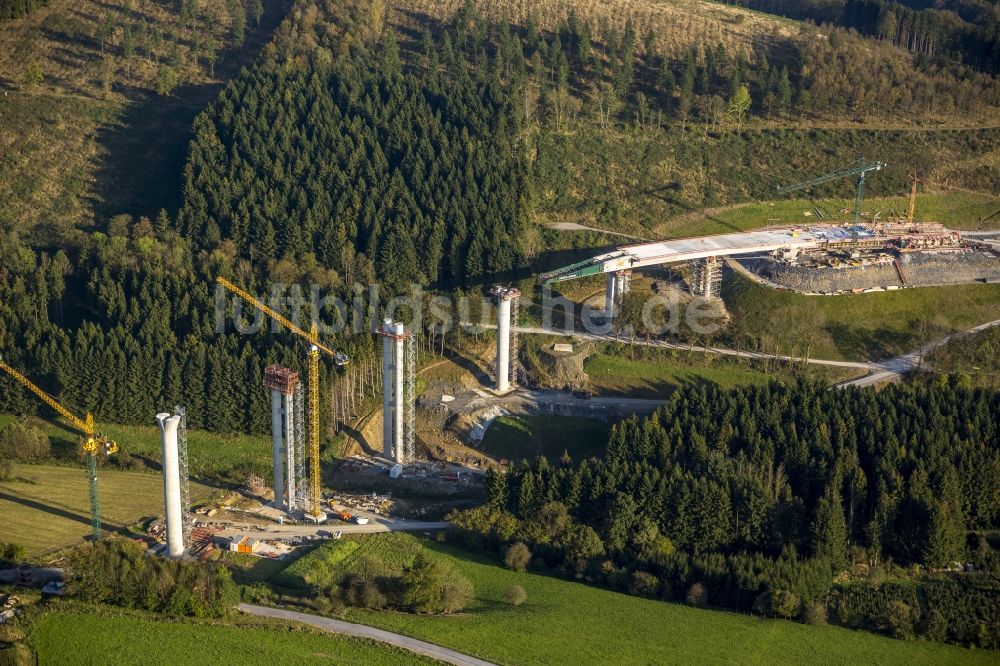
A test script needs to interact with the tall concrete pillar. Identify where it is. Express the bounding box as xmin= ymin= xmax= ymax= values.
xmin=382 ymin=318 xmax=394 ymax=459
xmin=604 ymin=272 xmax=617 ymax=320
xmin=156 ymin=413 xmax=184 ymax=558
xmin=496 ymin=297 xmax=512 ymax=393
xmin=269 ymin=390 xmax=284 ymax=510
xmin=615 ymin=271 xmax=630 ymax=302
xmin=393 ymin=322 xmax=405 ymax=465
xmin=284 ymin=392 xmax=296 ymax=510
